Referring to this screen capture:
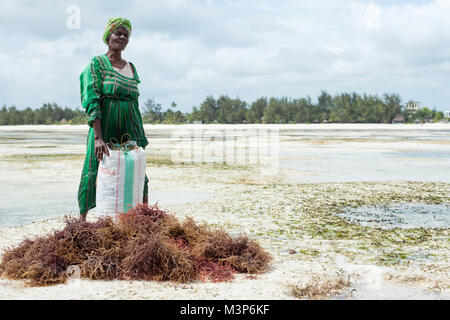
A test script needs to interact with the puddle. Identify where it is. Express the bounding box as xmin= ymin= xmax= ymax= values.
xmin=335 ymin=203 xmax=450 ymax=229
